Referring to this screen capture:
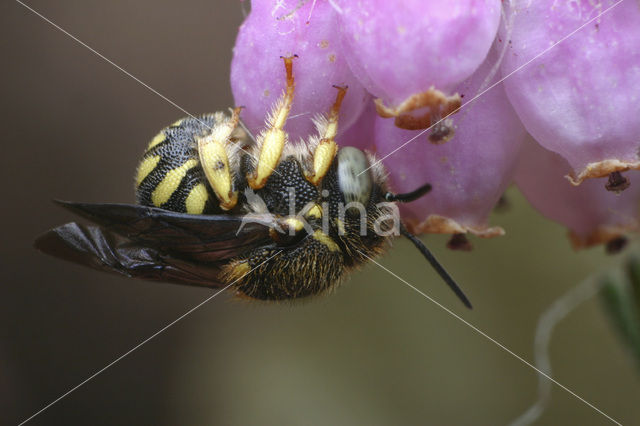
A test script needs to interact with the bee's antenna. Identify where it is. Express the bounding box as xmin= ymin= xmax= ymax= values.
xmin=400 ymin=223 xmax=472 ymax=309
xmin=385 ymin=183 xmax=432 ymax=203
